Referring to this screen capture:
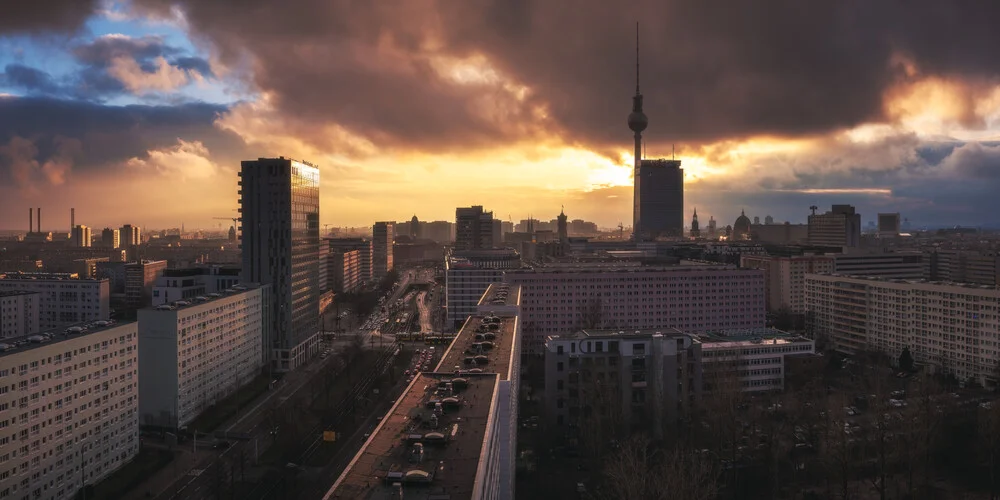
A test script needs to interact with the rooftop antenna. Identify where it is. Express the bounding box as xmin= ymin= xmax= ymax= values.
xmin=635 ymin=21 xmax=640 ymax=95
